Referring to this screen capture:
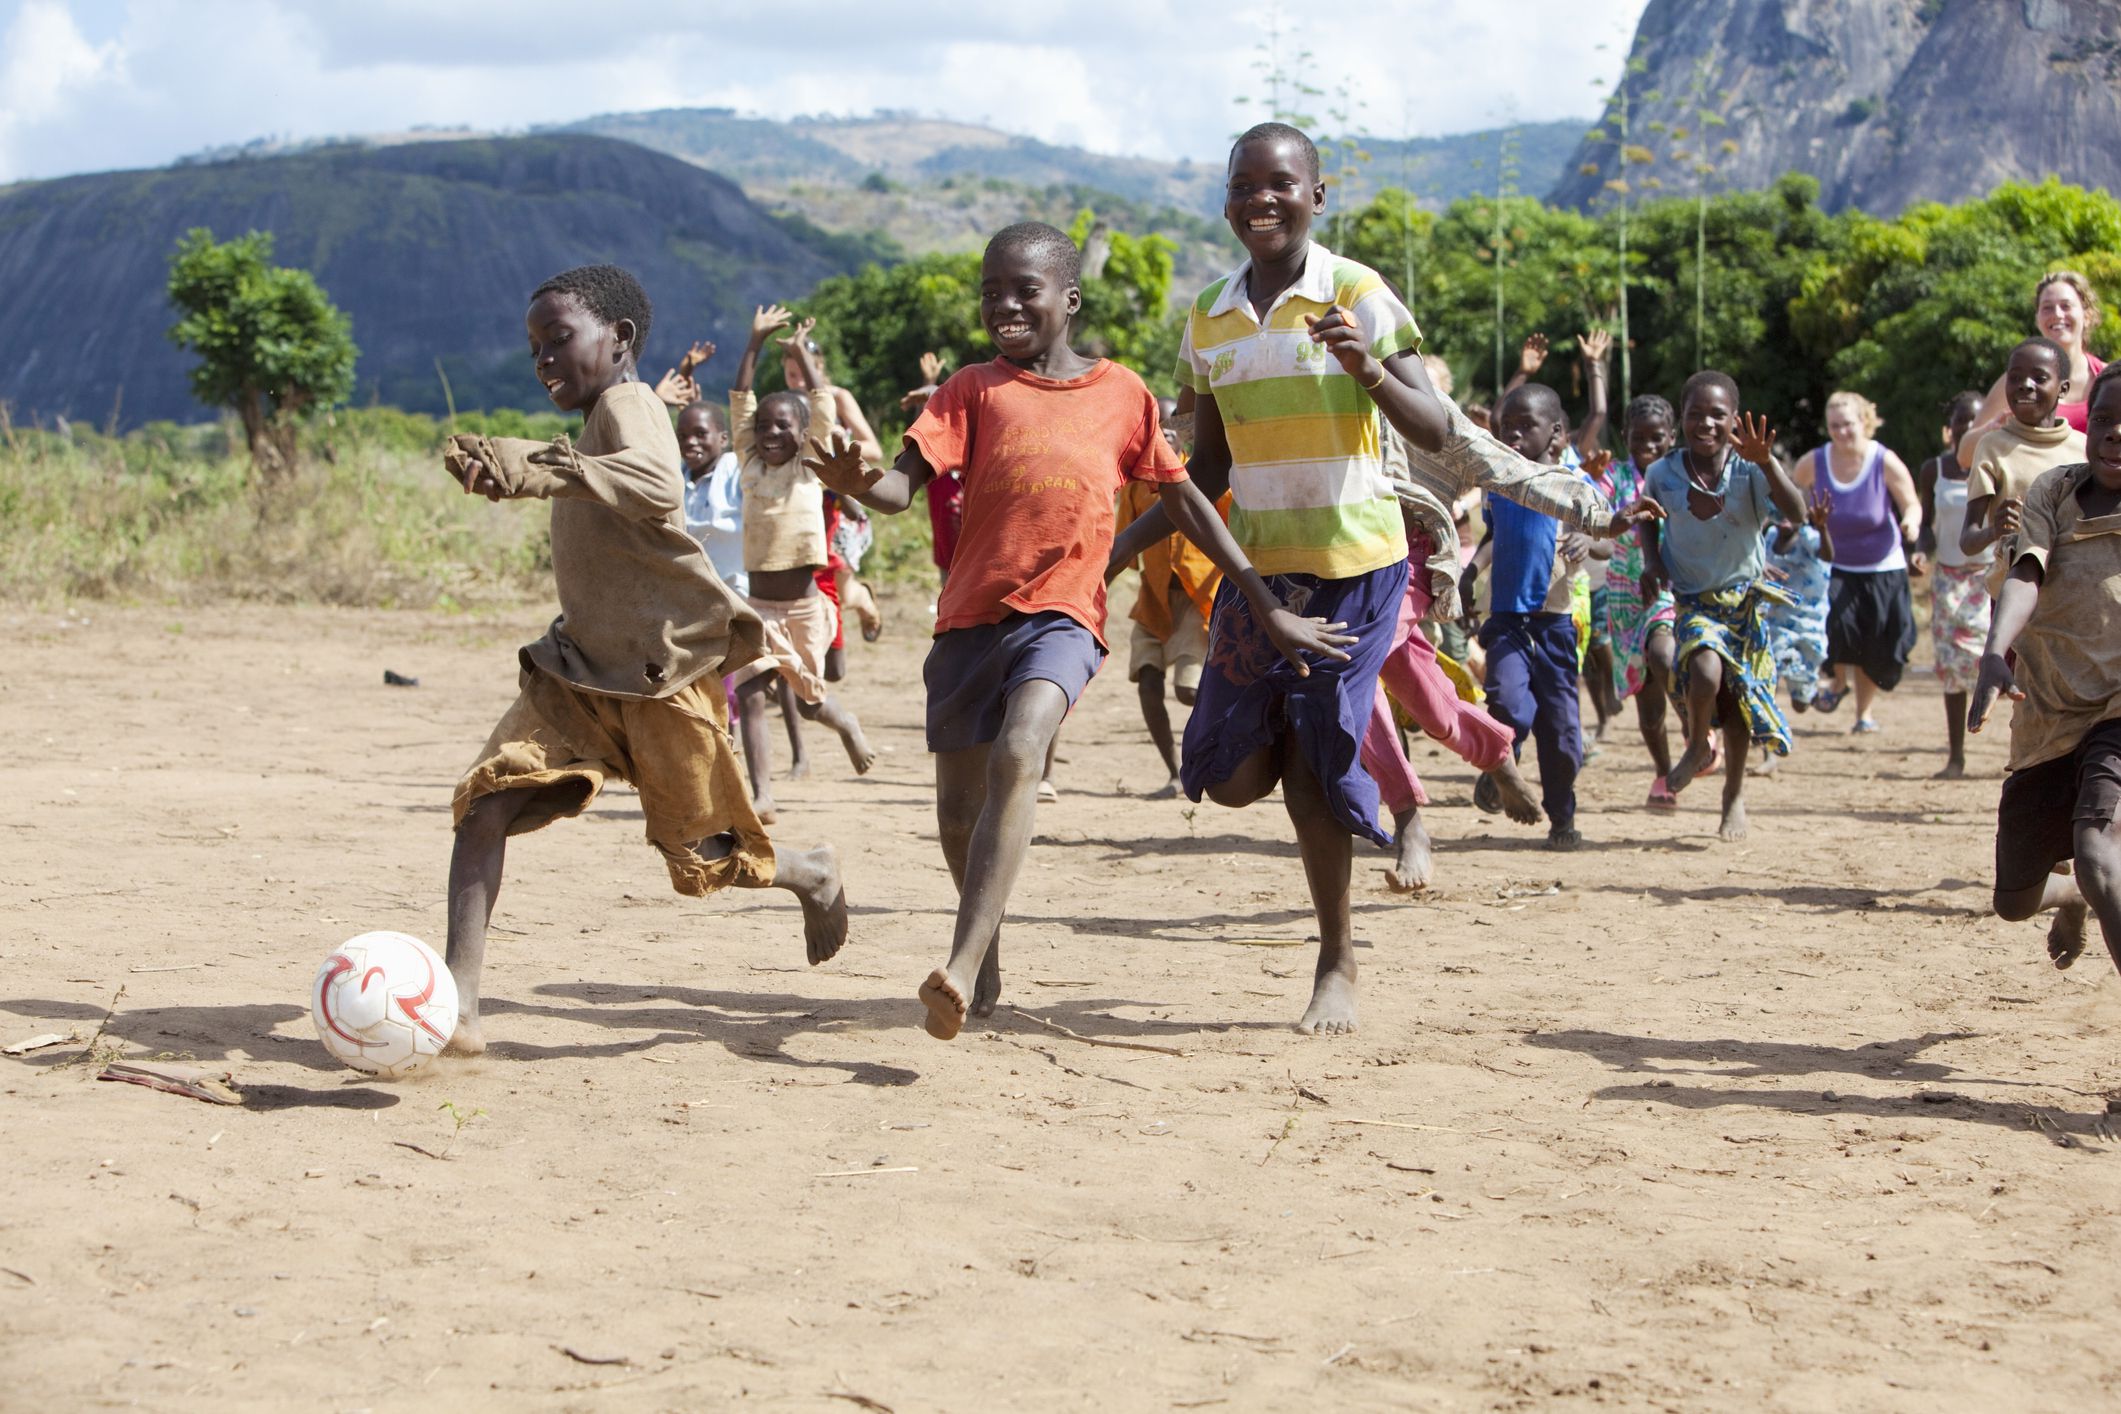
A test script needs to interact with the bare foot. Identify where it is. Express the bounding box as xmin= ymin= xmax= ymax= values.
xmin=919 ymin=968 xmax=968 ymax=1040
xmin=756 ymin=803 xmax=778 ymax=826
xmin=1484 ymin=761 xmax=1543 ymax=825
xmin=787 ymin=754 xmax=812 ymax=781
xmin=1295 ymin=968 xmax=1359 ymax=1036
xmin=1753 ymin=750 xmax=1778 ymax=778
xmin=971 ymin=938 xmax=1001 ymax=1017
xmin=787 ymin=845 xmax=848 ymax=965
xmin=444 ymin=1013 xmax=486 ymax=1057
xmin=1717 ymin=798 xmax=1749 ymax=842
xmin=1037 ymin=780 xmax=1059 ymax=803
xmin=1385 ymin=808 xmax=1433 ymax=891
xmin=2050 ymin=899 xmax=2089 ymax=970
xmin=1935 ymin=758 xmax=1967 ymax=780
xmin=1666 ymin=736 xmax=1714 ymax=794
xmin=839 ymin=724 xmax=876 ymax=776
xmin=1146 ymin=778 xmax=1181 ymax=801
